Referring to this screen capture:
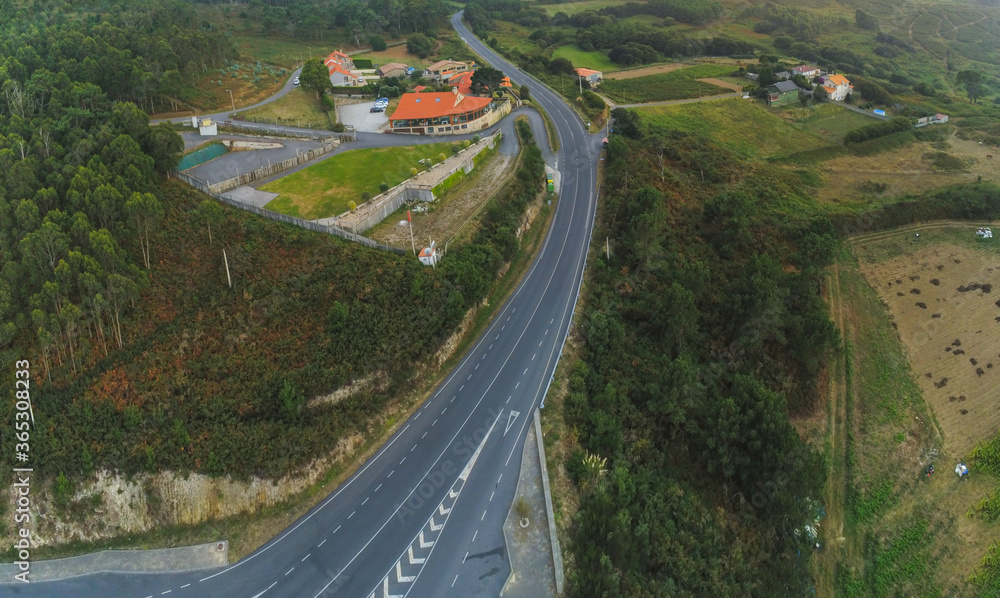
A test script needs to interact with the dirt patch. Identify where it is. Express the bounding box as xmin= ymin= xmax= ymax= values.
xmin=367 ymin=152 xmax=515 ymax=248
xmin=603 ymin=63 xmax=690 ymax=80
xmin=857 ymin=241 xmax=1000 ymax=455
xmin=696 ymin=77 xmax=743 ymax=92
